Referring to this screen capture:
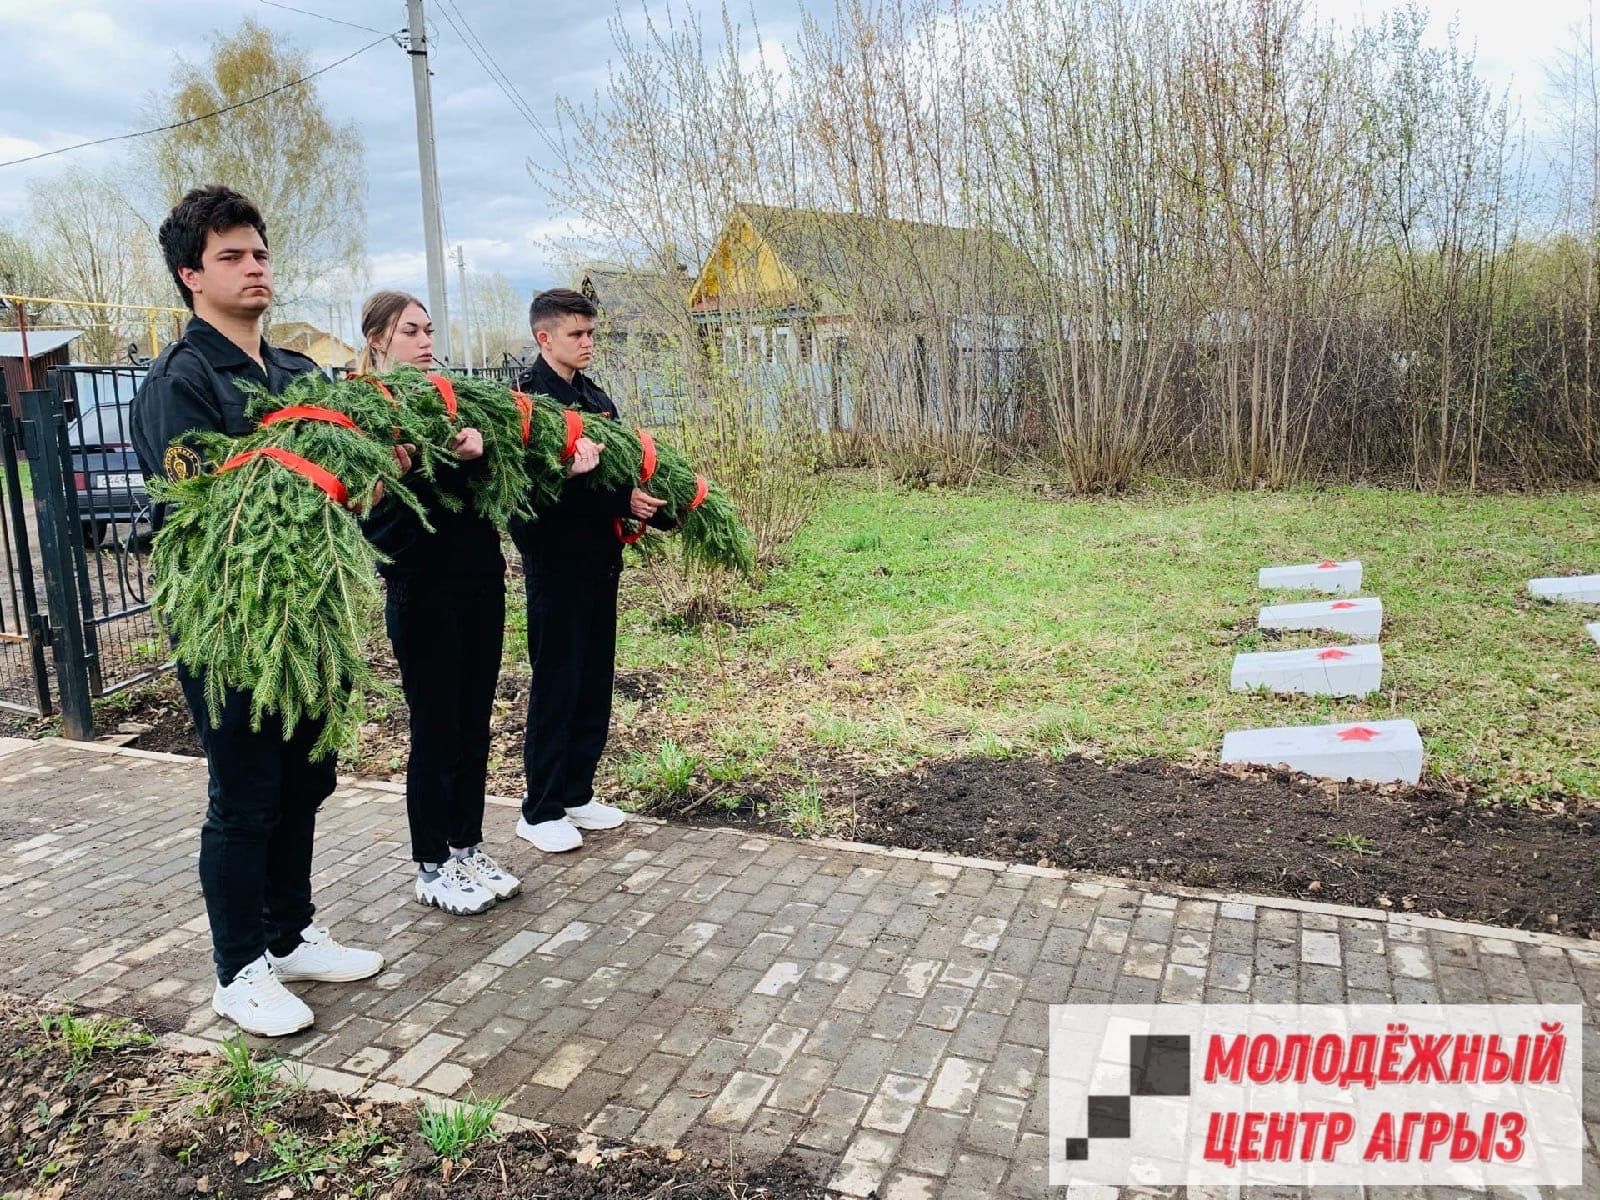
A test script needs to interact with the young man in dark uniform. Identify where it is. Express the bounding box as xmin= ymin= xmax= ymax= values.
xmin=131 ymin=186 xmax=383 ymax=1037
xmin=511 ymin=288 xmax=666 ymax=853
